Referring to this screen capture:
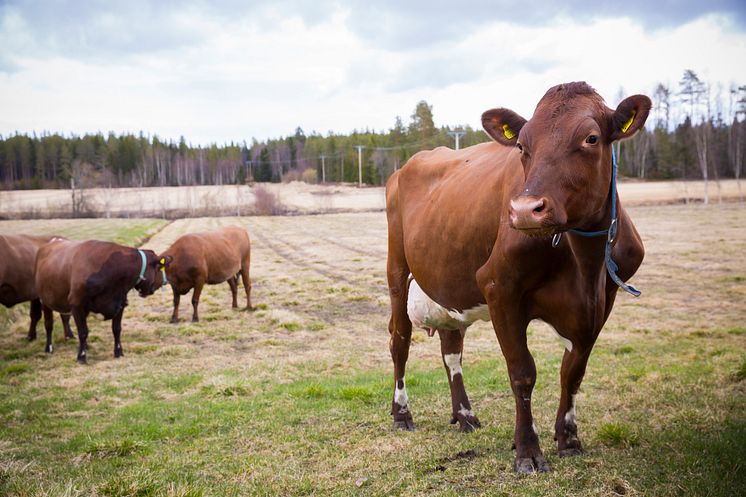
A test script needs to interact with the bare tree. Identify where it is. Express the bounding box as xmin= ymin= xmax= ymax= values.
xmin=679 ymin=70 xmax=711 ymax=204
